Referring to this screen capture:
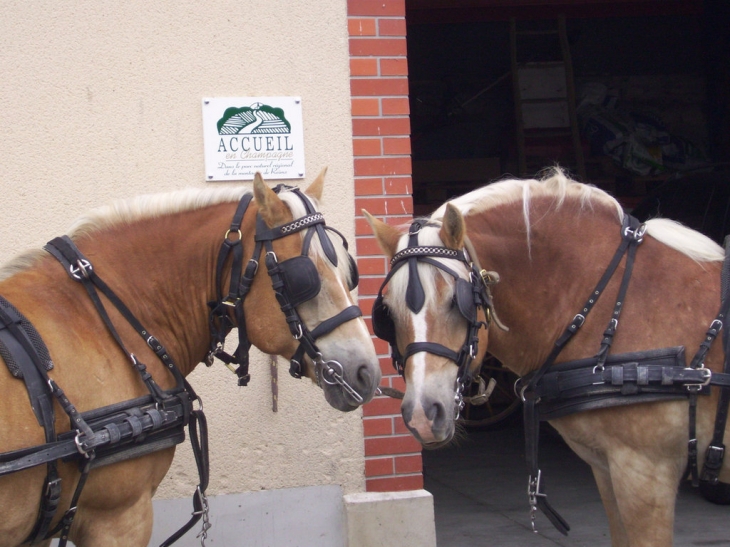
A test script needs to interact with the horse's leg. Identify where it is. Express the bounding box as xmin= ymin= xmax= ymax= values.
xmin=69 ymin=493 xmax=154 ymax=547
xmin=606 ymin=450 xmax=679 ymax=547
xmin=590 ymin=465 xmax=630 ymax=547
